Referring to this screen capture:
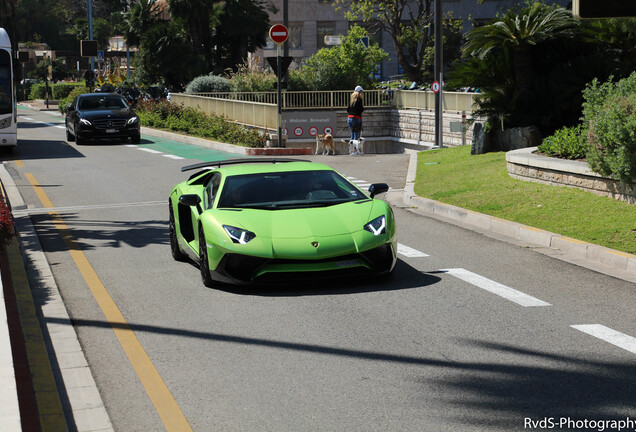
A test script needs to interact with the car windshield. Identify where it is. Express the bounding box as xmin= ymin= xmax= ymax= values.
xmin=79 ymin=95 xmax=128 ymax=110
xmin=217 ymin=170 xmax=368 ymax=210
